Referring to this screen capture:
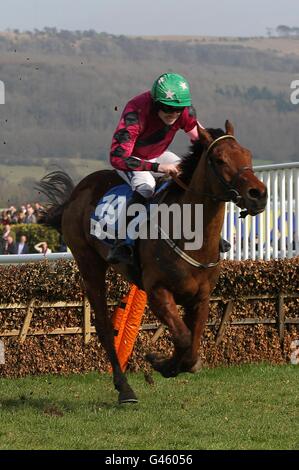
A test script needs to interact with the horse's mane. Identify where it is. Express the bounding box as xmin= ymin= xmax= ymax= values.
xmin=178 ymin=127 xmax=226 ymax=185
